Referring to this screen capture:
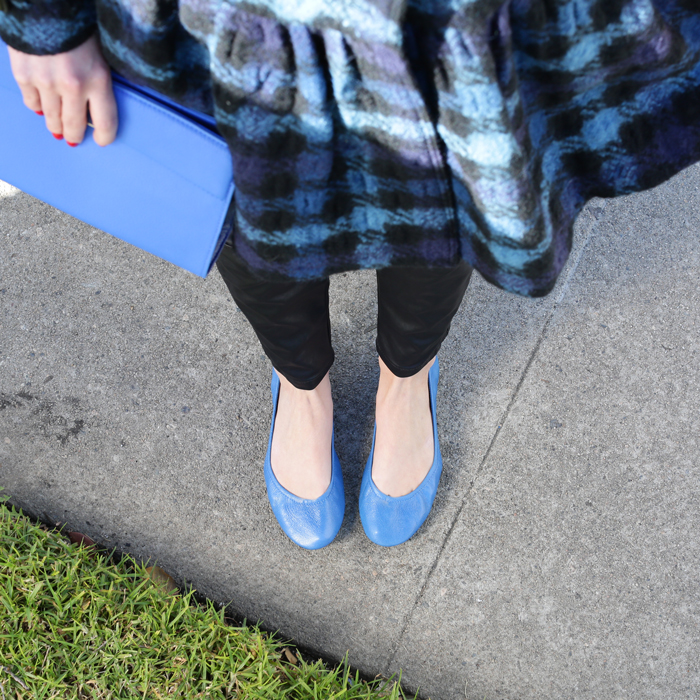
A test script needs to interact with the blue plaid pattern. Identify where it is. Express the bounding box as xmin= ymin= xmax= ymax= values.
xmin=2 ymin=0 xmax=699 ymax=296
